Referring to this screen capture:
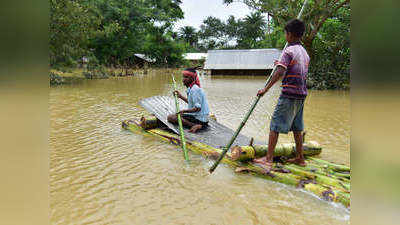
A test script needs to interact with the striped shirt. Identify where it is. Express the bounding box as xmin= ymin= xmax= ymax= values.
xmin=276 ymin=42 xmax=310 ymax=99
